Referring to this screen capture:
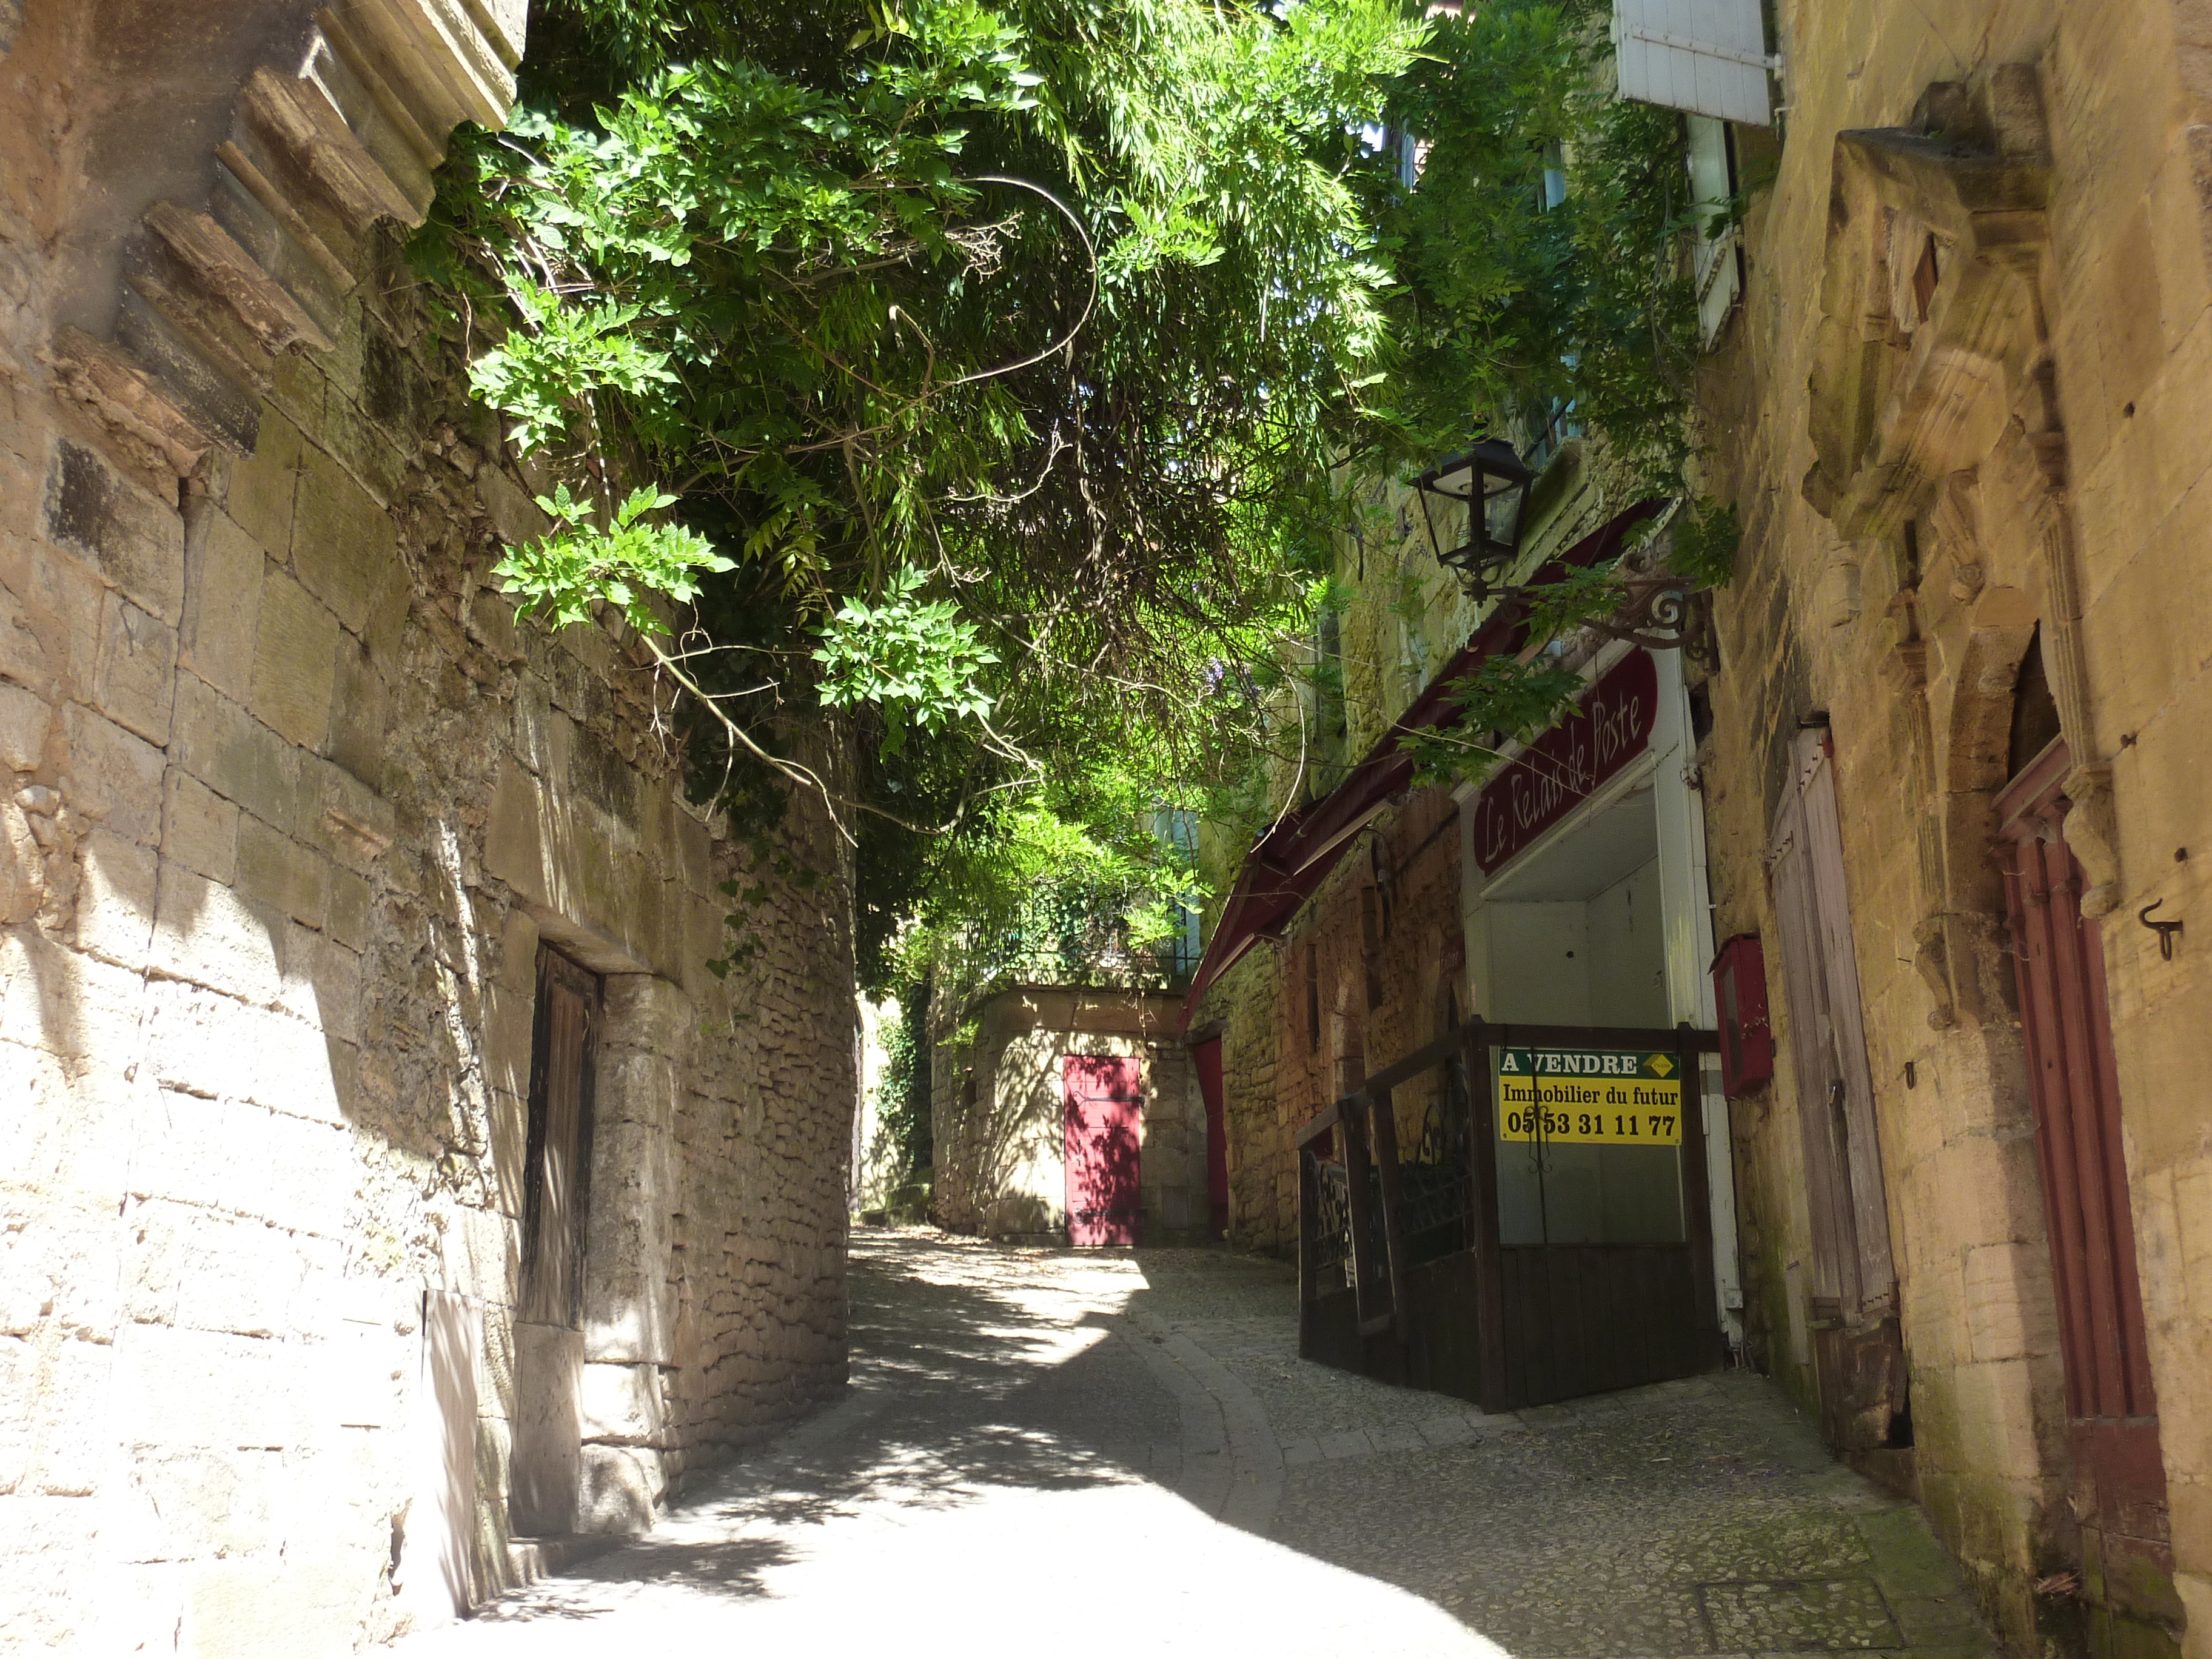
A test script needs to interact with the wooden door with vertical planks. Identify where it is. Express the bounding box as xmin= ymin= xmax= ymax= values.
xmin=1997 ymin=743 xmax=2171 ymax=1621
xmin=1768 ymin=728 xmax=1909 ymax=1458
xmin=521 ymin=946 xmax=600 ymax=1327
xmin=1063 ymin=1056 xmax=1142 ymax=1247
